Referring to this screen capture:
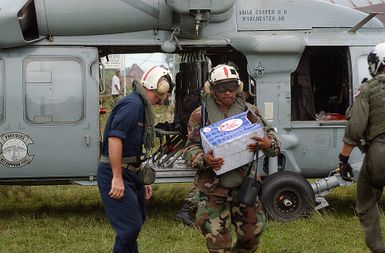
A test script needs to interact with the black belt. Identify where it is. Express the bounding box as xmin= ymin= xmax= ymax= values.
xmin=100 ymin=154 xmax=145 ymax=163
